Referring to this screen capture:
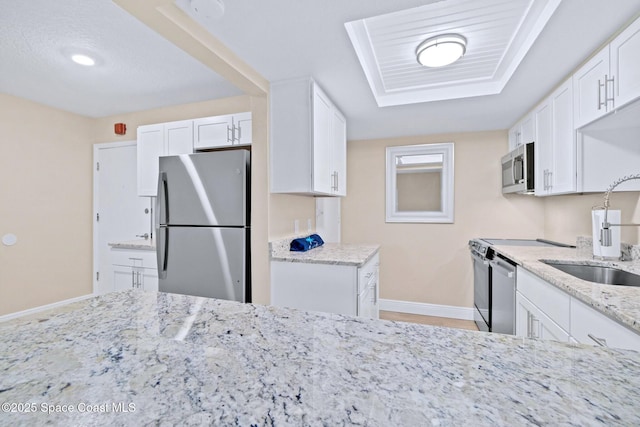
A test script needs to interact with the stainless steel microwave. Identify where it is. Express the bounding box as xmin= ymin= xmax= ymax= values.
xmin=502 ymin=142 xmax=534 ymax=194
